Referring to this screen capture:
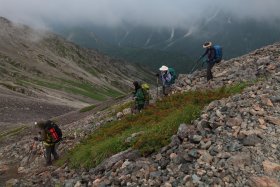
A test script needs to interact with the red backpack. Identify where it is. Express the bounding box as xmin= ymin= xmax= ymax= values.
xmin=46 ymin=120 xmax=62 ymax=143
